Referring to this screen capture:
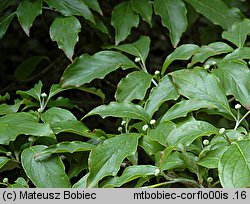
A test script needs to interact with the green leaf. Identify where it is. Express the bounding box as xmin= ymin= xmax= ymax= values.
xmin=184 ymin=0 xmax=242 ymax=30
xmin=0 ymin=12 xmax=16 ymax=39
xmin=156 ymin=151 xmax=185 ymax=171
xmin=101 ymin=165 xmax=158 ymax=187
xmin=41 ymin=107 xmax=90 ymax=137
xmin=0 ymin=100 xmax=23 ymax=115
xmin=44 ymin=0 xmax=95 ymax=23
xmin=115 ymin=71 xmax=152 ymax=102
xmin=148 ymin=121 xmax=176 ymax=146
xmin=82 ymin=0 xmax=102 ymax=15
xmin=21 ymin=145 xmax=71 ymax=187
xmin=131 ymin=0 xmax=153 ymax=26
xmin=87 ymin=133 xmax=141 ymax=187
xmin=213 ymin=60 xmax=250 ymax=108
xmin=0 ymin=156 xmax=10 ymax=169
xmin=161 ymin=99 xmax=217 ymax=122
xmin=197 ymin=142 xmax=228 ymax=169
xmin=107 ymin=36 xmax=150 ymax=62
xmin=17 ymin=81 xmax=42 ymax=102
xmin=48 ymin=84 xmax=66 ymax=99
xmin=170 ymin=68 xmax=234 ymax=119
xmin=140 ymin=135 xmax=165 ymax=155
xmin=144 ymin=75 xmax=179 ymax=117
xmin=89 ymin=18 xmax=109 ymax=35
xmin=73 ymin=173 xmax=89 ymax=188
xmin=162 ymin=44 xmax=199 ymax=74
xmin=0 ymin=0 xmax=15 ymax=13
xmin=0 ymin=112 xmax=53 ymax=145
xmin=60 ymin=51 xmax=137 ymax=87
xmin=224 ymin=47 xmax=250 ymax=61
xmin=16 ymin=0 xmax=42 ymax=36
xmin=189 ymin=42 xmax=233 ymax=67
xmin=219 ymin=141 xmax=250 ymax=187
xmin=40 ymin=141 xmax=95 ymax=155
xmin=14 ymin=56 xmax=49 ymax=81
xmin=154 ymin=0 xmax=187 ymax=47
xmin=111 ymin=1 xmax=139 ymax=45
xmin=50 ymin=16 xmax=81 ymax=61
xmin=0 ymin=146 xmax=7 ymax=153
xmin=0 ymin=93 xmax=10 ymax=101
xmin=222 ymin=19 xmax=250 ymax=48
xmin=9 ymin=177 xmax=29 ymax=188
xmin=167 ymin=121 xmax=218 ymax=146
xmin=85 ymin=102 xmax=150 ymax=123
